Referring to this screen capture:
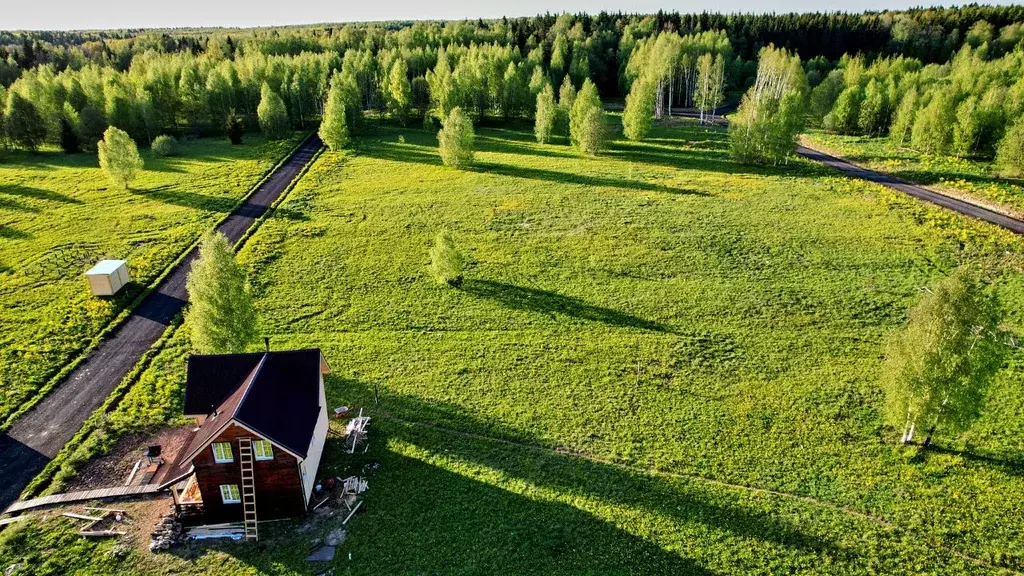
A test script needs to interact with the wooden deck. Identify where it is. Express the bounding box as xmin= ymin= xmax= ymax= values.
xmin=3 ymin=484 xmax=163 ymax=514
